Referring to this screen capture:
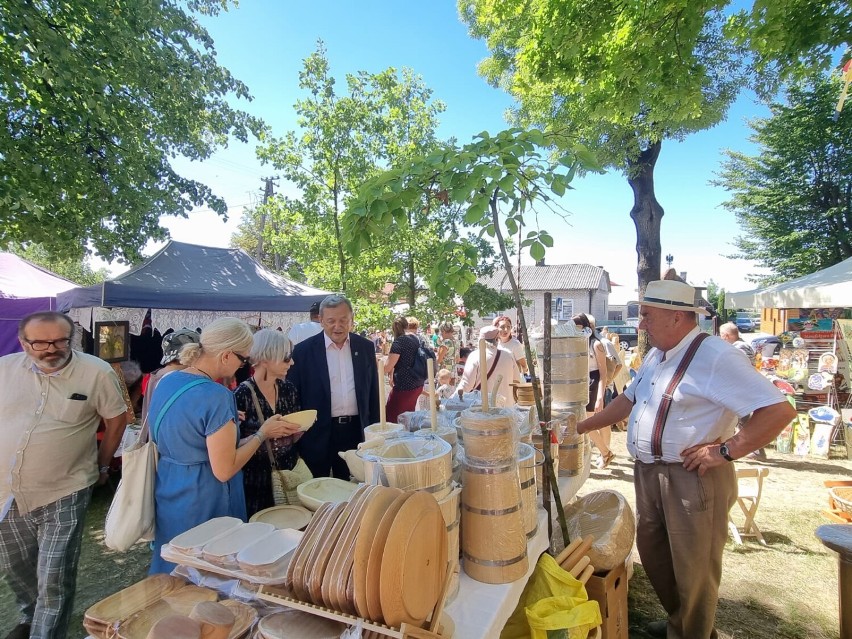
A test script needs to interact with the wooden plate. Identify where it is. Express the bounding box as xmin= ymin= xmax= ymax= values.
xmin=301 ymin=502 xmax=347 ymax=604
xmin=116 ymin=585 xmax=219 ymax=639
xmin=321 ymin=485 xmax=376 ymax=613
xmin=281 ymin=410 xmax=318 ymax=432
xmin=219 ymin=599 xmax=259 ymax=639
xmin=249 ymin=504 xmax=313 ymax=530
xmin=308 ymin=484 xmax=370 ymax=606
xmin=286 ymin=501 xmax=332 ymax=592
xmin=289 ymin=502 xmax=339 ymax=602
xmin=85 ymin=574 xmax=187 ymax=626
xmin=352 ymin=486 xmax=404 ymax=618
xmin=257 ymin=610 xmax=346 ymax=638
xmin=379 ymin=491 xmax=447 ymax=627
xmin=364 ymin=491 xmax=412 ymax=622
